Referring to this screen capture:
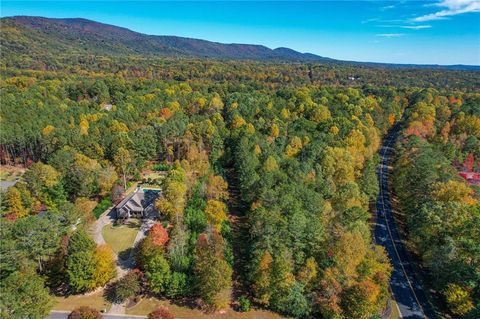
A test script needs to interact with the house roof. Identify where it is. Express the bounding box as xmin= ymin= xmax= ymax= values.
xmin=0 ymin=180 xmax=17 ymax=191
xmin=115 ymin=187 xmax=160 ymax=212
